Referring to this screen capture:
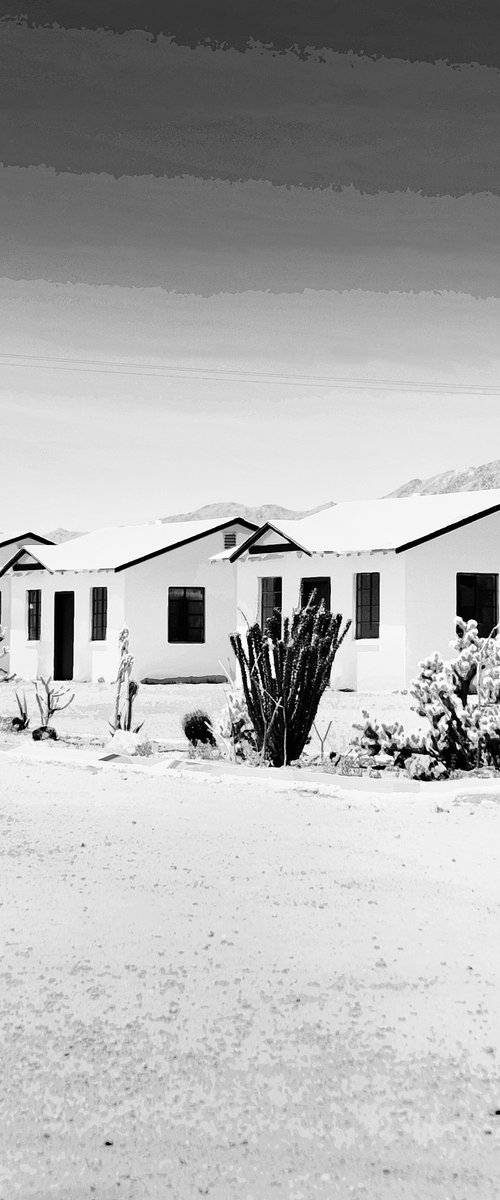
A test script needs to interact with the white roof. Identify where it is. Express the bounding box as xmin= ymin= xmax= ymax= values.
xmin=0 ymin=530 xmax=53 ymax=547
xmin=10 ymin=519 xmax=248 ymax=573
xmin=236 ymin=489 xmax=500 ymax=556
